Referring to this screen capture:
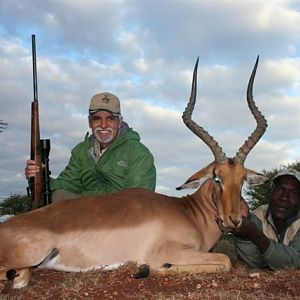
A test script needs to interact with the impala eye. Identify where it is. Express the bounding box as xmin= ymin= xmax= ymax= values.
xmin=214 ymin=176 xmax=222 ymax=184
